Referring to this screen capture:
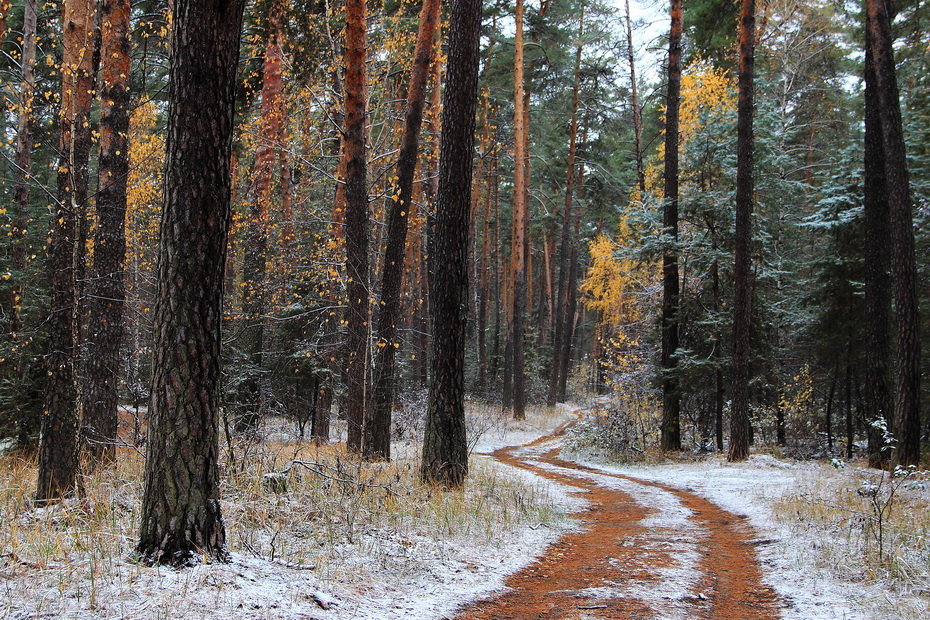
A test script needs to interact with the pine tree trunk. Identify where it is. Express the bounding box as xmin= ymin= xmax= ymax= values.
xmin=343 ymin=0 xmax=370 ymax=452
xmin=136 ymin=0 xmax=245 ymax=566
xmin=865 ymin=0 xmax=922 ymax=467
xmin=862 ymin=34 xmax=892 ymax=469
xmin=365 ymin=0 xmax=442 ymax=461
xmin=547 ymin=13 xmax=583 ymax=408
xmin=624 ymin=0 xmax=645 ymax=195
xmin=660 ymin=0 xmax=683 ymax=452
xmin=83 ymin=0 xmax=131 ymax=465
xmin=421 ymin=0 xmax=481 ymax=487
xmin=510 ymin=0 xmax=528 ymax=421
xmin=37 ymin=0 xmax=98 ymax=502
xmin=728 ymin=0 xmax=755 ymax=463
